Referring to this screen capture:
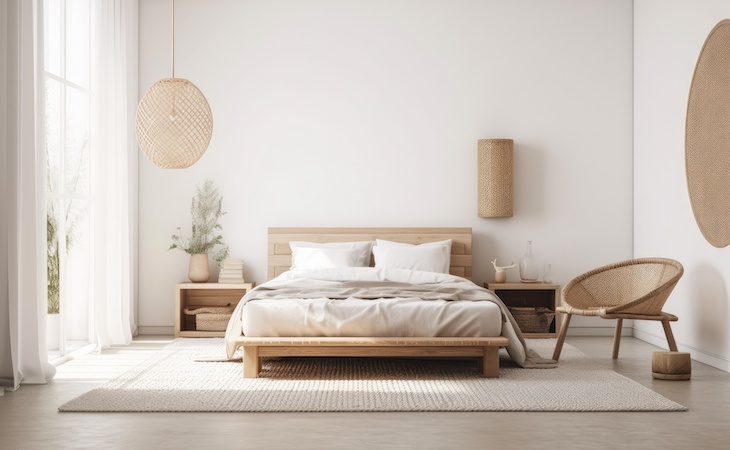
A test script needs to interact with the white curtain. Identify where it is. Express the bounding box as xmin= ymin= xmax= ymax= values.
xmin=0 ymin=0 xmax=56 ymax=393
xmin=90 ymin=0 xmax=139 ymax=350
xmin=0 ymin=0 xmax=139 ymax=392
